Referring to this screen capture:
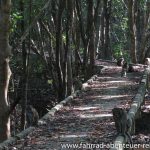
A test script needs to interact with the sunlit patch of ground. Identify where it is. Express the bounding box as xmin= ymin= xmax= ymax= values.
xmin=7 ymin=60 xmax=144 ymax=150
